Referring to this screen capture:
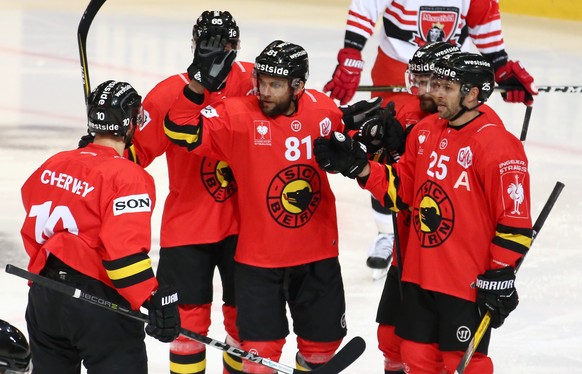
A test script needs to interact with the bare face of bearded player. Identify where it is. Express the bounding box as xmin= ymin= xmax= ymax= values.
xmin=257 ymin=75 xmax=297 ymax=117
xmin=429 ymin=78 xmax=464 ymax=121
xmin=416 ymin=74 xmax=438 ymax=113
